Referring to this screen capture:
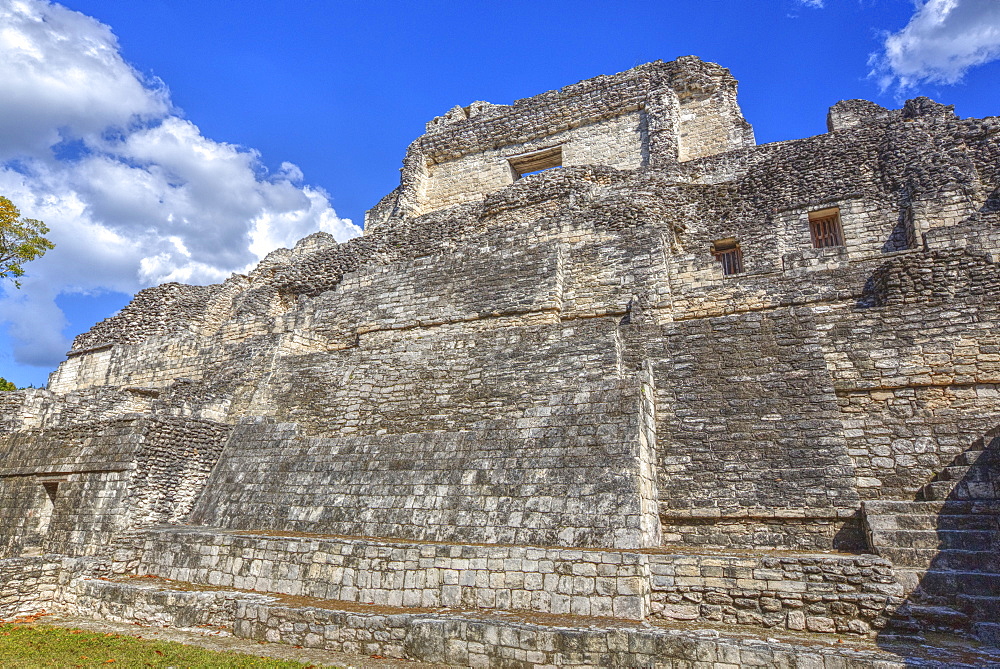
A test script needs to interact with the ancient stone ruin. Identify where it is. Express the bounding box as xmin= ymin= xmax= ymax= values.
xmin=2 ymin=56 xmax=1000 ymax=666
